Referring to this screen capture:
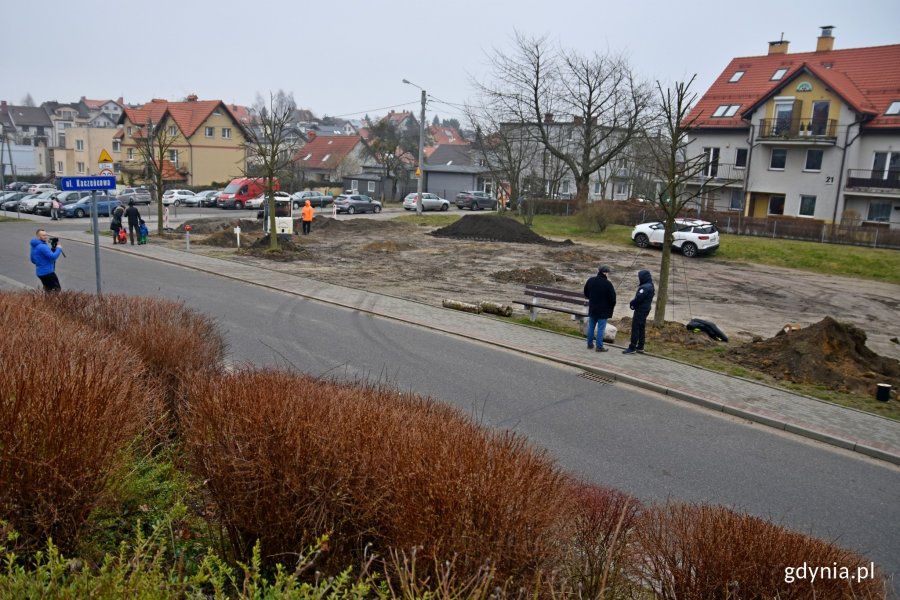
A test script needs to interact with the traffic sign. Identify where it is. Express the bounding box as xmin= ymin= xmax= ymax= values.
xmin=97 ymin=149 xmax=113 ymax=164
xmin=60 ymin=176 xmax=116 ymax=191
xmin=99 ymin=168 xmax=114 ymax=177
